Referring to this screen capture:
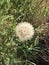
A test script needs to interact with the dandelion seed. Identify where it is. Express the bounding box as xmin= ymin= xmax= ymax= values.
xmin=15 ymin=22 xmax=34 ymax=41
